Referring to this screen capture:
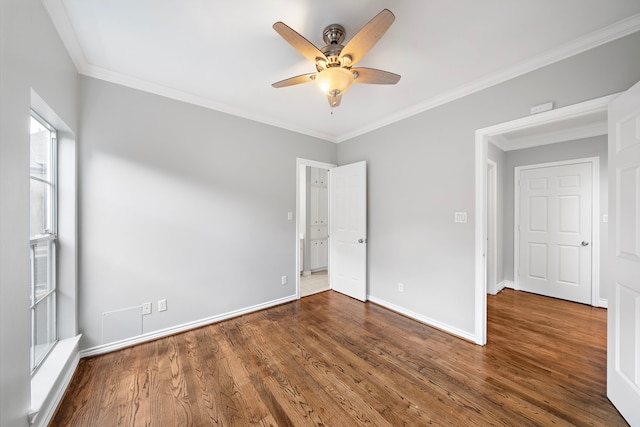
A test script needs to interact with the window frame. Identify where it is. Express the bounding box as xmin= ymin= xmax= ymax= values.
xmin=29 ymin=111 xmax=58 ymax=373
